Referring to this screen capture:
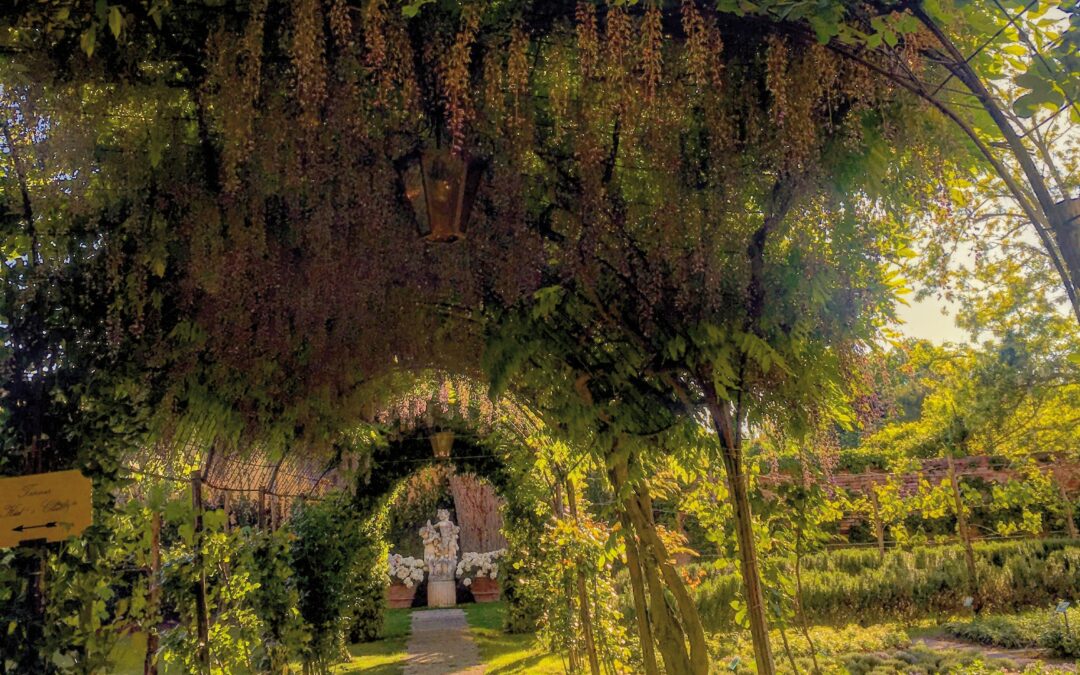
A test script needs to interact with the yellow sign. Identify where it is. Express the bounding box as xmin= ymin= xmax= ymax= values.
xmin=0 ymin=470 xmax=93 ymax=548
